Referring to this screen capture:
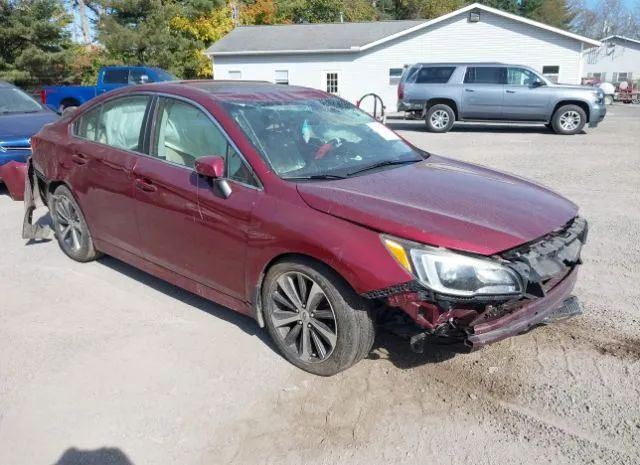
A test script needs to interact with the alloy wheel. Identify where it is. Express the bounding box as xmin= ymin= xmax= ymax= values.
xmin=269 ymin=272 xmax=338 ymax=363
xmin=52 ymin=194 xmax=83 ymax=253
xmin=430 ymin=110 xmax=450 ymax=129
xmin=559 ymin=111 xmax=581 ymax=132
